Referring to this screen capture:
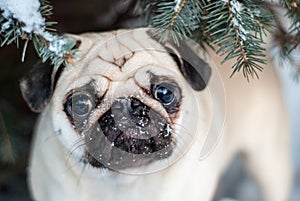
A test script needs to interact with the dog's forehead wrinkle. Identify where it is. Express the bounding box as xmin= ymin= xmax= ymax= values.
xmin=96 ymin=54 xmax=118 ymax=68
xmin=83 ymin=56 xmax=121 ymax=77
xmin=76 ymin=40 xmax=110 ymax=75
xmin=82 ymin=55 xmax=145 ymax=82
xmin=71 ymin=39 xmax=178 ymax=83
xmin=121 ymin=51 xmax=173 ymax=77
xmin=96 ymin=35 xmax=135 ymax=69
xmin=72 ymin=29 xmax=164 ymax=70
xmin=113 ymin=52 xmax=134 ymax=69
